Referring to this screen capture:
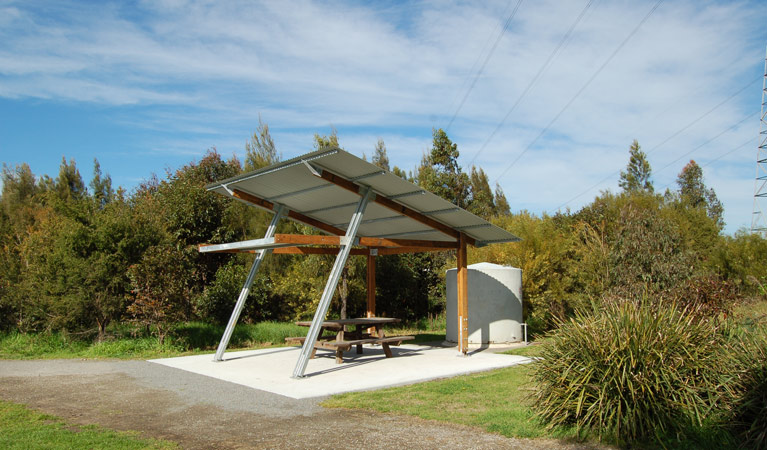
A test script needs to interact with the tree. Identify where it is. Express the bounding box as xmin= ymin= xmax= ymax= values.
xmin=618 ymin=140 xmax=653 ymax=193
xmin=245 ymin=115 xmax=280 ymax=171
xmin=417 ymin=128 xmax=470 ymax=208
xmin=468 ymin=166 xmax=495 ymax=219
xmin=314 ymin=127 xmax=341 ymax=151
xmin=55 ymin=157 xmax=86 ymax=202
xmin=372 ymin=138 xmax=390 ymax=171
xmin=675 ymin=160 xmax=724 ymax=230
xmin=127 ymin=244 xmax=194 ymax=344
xmin=90 ymin=158 xmax=113 ymax=208
xmin=494 ymin=183 xmax=511 ymax=216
